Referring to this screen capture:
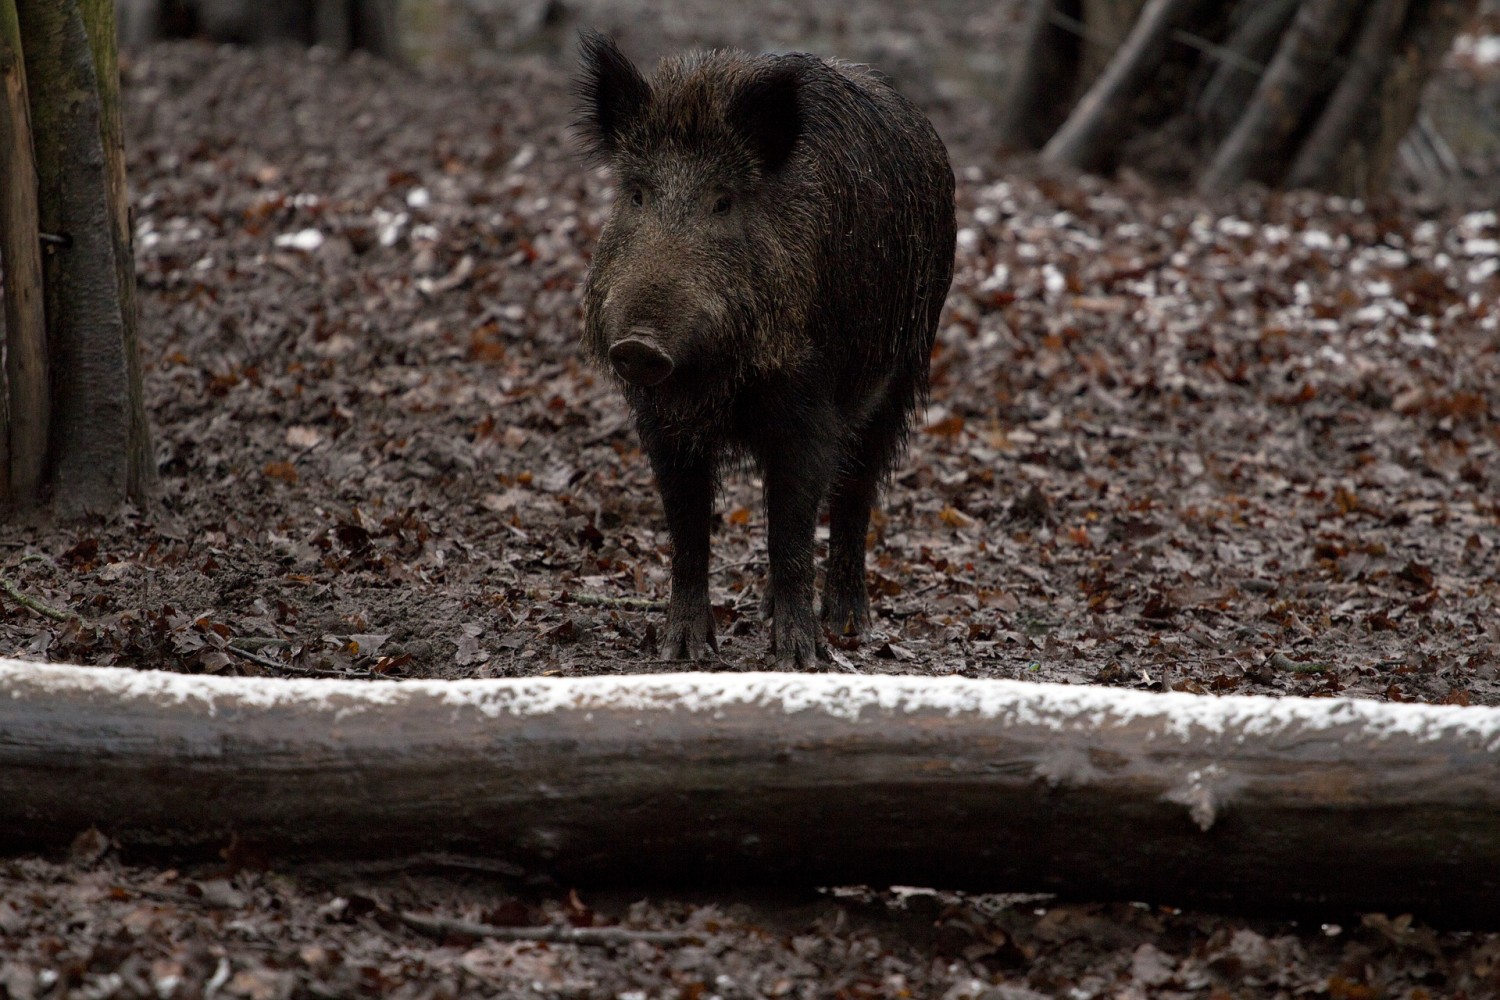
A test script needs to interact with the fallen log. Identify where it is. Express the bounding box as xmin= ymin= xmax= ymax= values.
xmin=3 ymin=659 xmax=1500 ymax=923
